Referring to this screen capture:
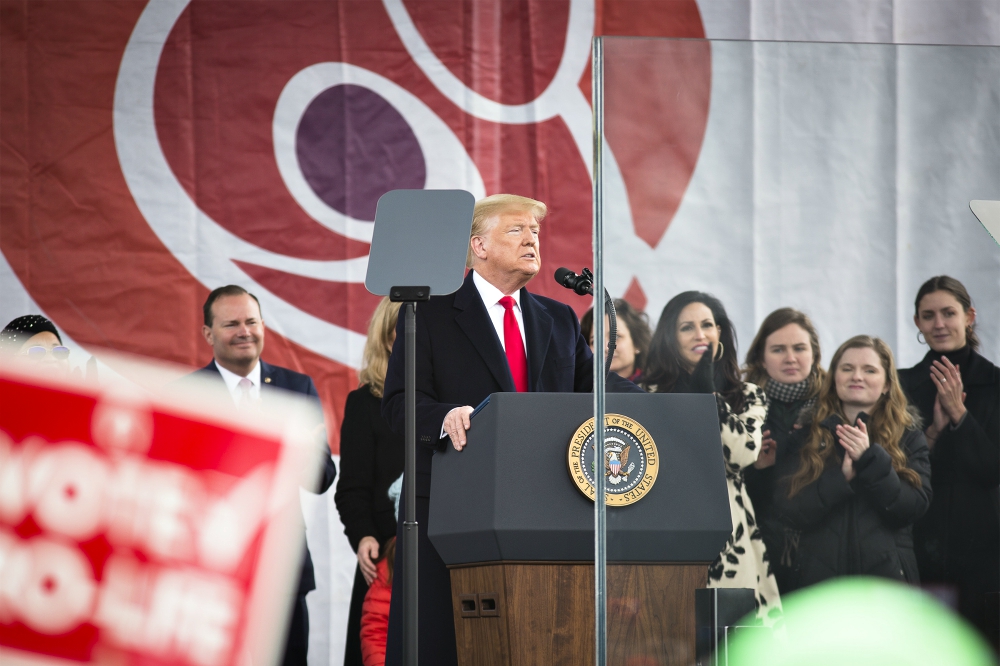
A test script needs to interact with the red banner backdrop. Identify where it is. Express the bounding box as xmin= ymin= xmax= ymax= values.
xmin=0 ymin=0 xmax=709 ymax=452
